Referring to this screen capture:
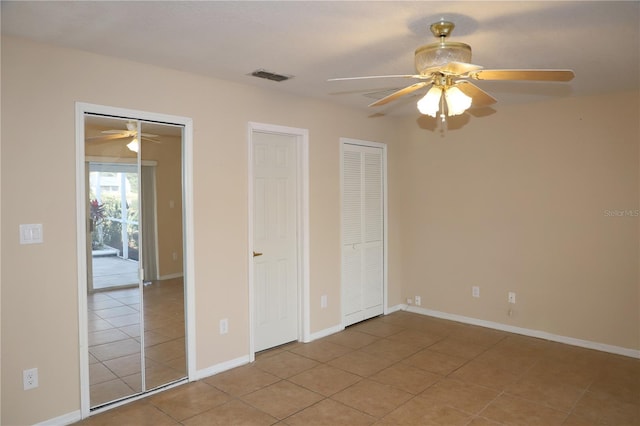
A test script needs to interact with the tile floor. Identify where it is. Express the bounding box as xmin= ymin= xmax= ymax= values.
xmin=88 ymin=278 xmax=187 ymax=407
xmin=77 ymin=311 xmax=639 ymax=425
